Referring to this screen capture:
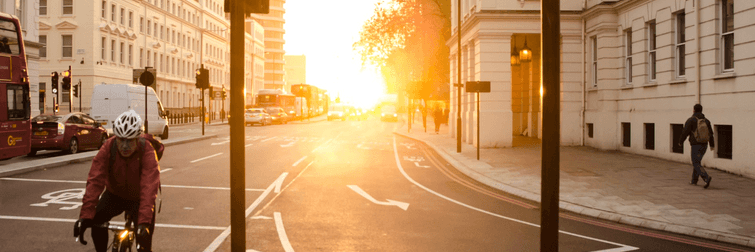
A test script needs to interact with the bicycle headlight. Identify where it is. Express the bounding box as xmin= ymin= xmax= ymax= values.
xmin=119 ymin=230 xmax=129 ymax=240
